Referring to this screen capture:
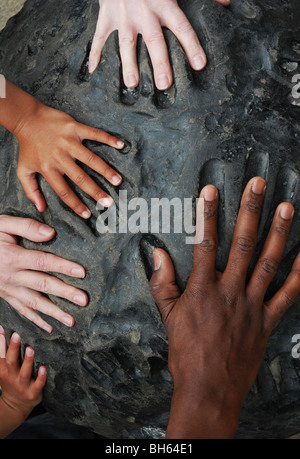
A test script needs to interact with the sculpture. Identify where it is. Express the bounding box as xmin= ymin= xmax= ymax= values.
xmin=0 ymin=0 xmax=299 ymax=438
